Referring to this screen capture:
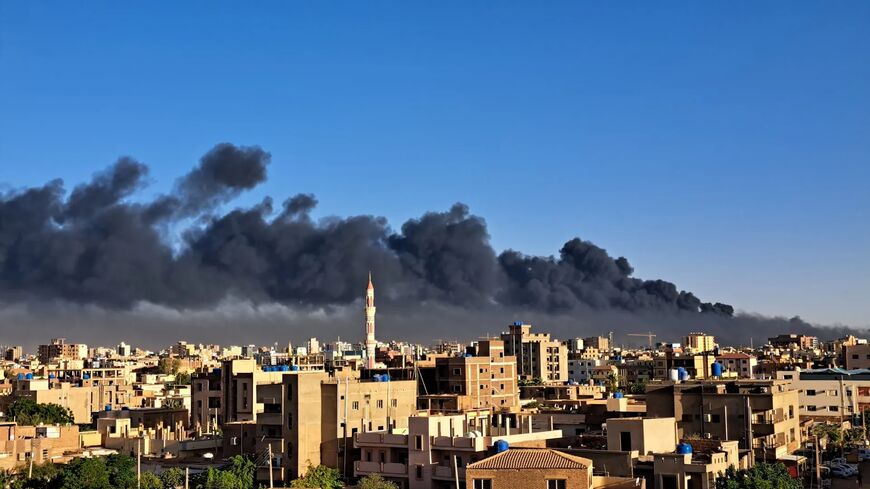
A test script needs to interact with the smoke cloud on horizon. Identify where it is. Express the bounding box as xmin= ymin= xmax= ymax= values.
xmin=0 ymin=143 xmax=859 ymax=349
